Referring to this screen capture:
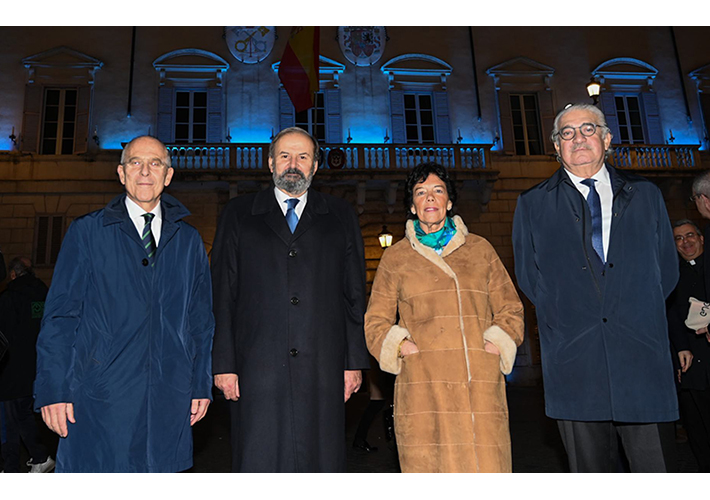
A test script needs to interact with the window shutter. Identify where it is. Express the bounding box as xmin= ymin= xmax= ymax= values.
xmin=156 ymin=87 xmax=174 ymax=143
xmin=207 ymin=88 xmax=223 ymax=143
xmin=20 ymin=85 xmax=42 ymax=153
xmin=279 ymin=88 xmax=295 ymax=131
xmin=599 ymin=92 xmax=621 ymax=144
xmin=324 ymin=89 xmax=342 ymax=144
xmin=641 ymin=92 xmax=664 ymax=144
xmin=73 ymin=86 xmax=91 ymax=154
xmin=498 ymin=91 xmax=515 ymax=155
xmin=389 ymin=90 xmax=406 ymax=143
xmin=538 ymin=91 xmax=556 ymax=155
xmin=433 ymin=91 xmax=452 ymax=144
